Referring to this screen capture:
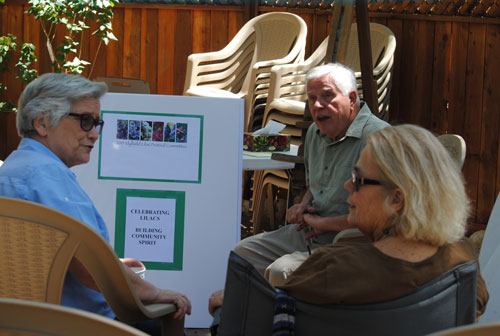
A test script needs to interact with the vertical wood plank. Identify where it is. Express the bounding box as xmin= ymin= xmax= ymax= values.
xmin=296 ymin=12 xmax=313 ymax=57
xmin=477 ymin=24 xmax=500 ymax=223
xmin=173 ymin=9 xmax=192 ymax=95
xmin=36 ymin=18 xmax=54 ymax=75
xmin=78 ymin=27 xmax=91 ymax=78
xmin=312 ymin=13 xmax=329 ymax=56
xmin=212 ymin=10 xmax=229 ymax=51
xmin=88 ymin=18 xmax=107 ymax=79
xmin=399 ymin=20 xmax=435 ymax=128
xmin=192 ymin=9 xmax=211 ymax=53
xmin=123 ymin=8 xmax=141 ymax=79
xmin=448 ymin=22 xmax=469 ymax=135
xmin=23 ymin=6 xmax=41 ymax=74
xmin=106 ymin=7 xmax=124 ymax=77
xmin=430 ymin=21 xmax=451 ymax=134
xmin=462 ymin=23 xmax=486 ymax=223
xmin=157 ymin=9 xmax=176 ymax=95
xmin=398 ymin=19 xmax=417 ymax=124
xmin=140 ymin=8 xmax=158 ymax=93
xmin=463 ymin=23 xmax=486 ymax=156
xmin=413 ymin=20 xmax=435 ymax=129
xmin=228 ymin=10 xmax=244 ymax=41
